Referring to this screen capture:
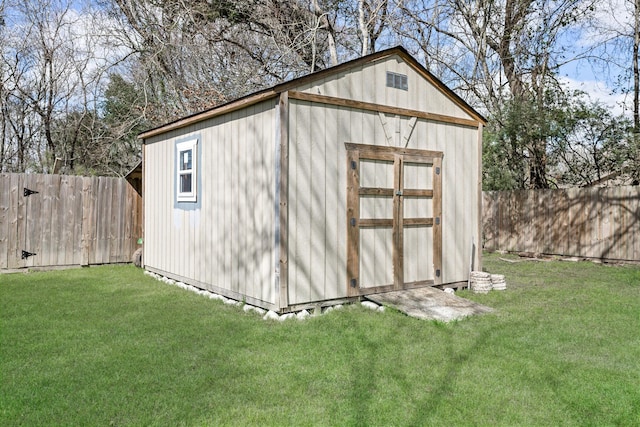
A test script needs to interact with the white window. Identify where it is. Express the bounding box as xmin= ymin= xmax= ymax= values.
xmin=176 ymin=139 xmax=197 ymax=202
